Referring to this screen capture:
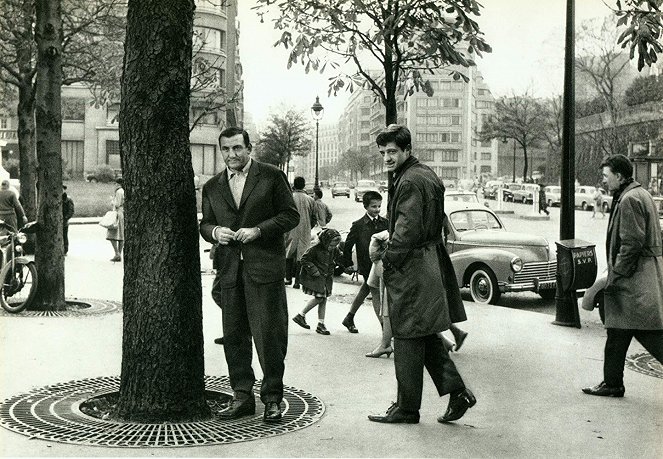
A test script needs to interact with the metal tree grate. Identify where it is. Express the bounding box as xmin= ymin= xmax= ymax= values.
xmin=0 ymin=375 xmax=325 ymax=447
xmin=0 ymin=298 xmax=121 ymax=317
xmin=625 ymin=352 xmax=663 ymax=379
